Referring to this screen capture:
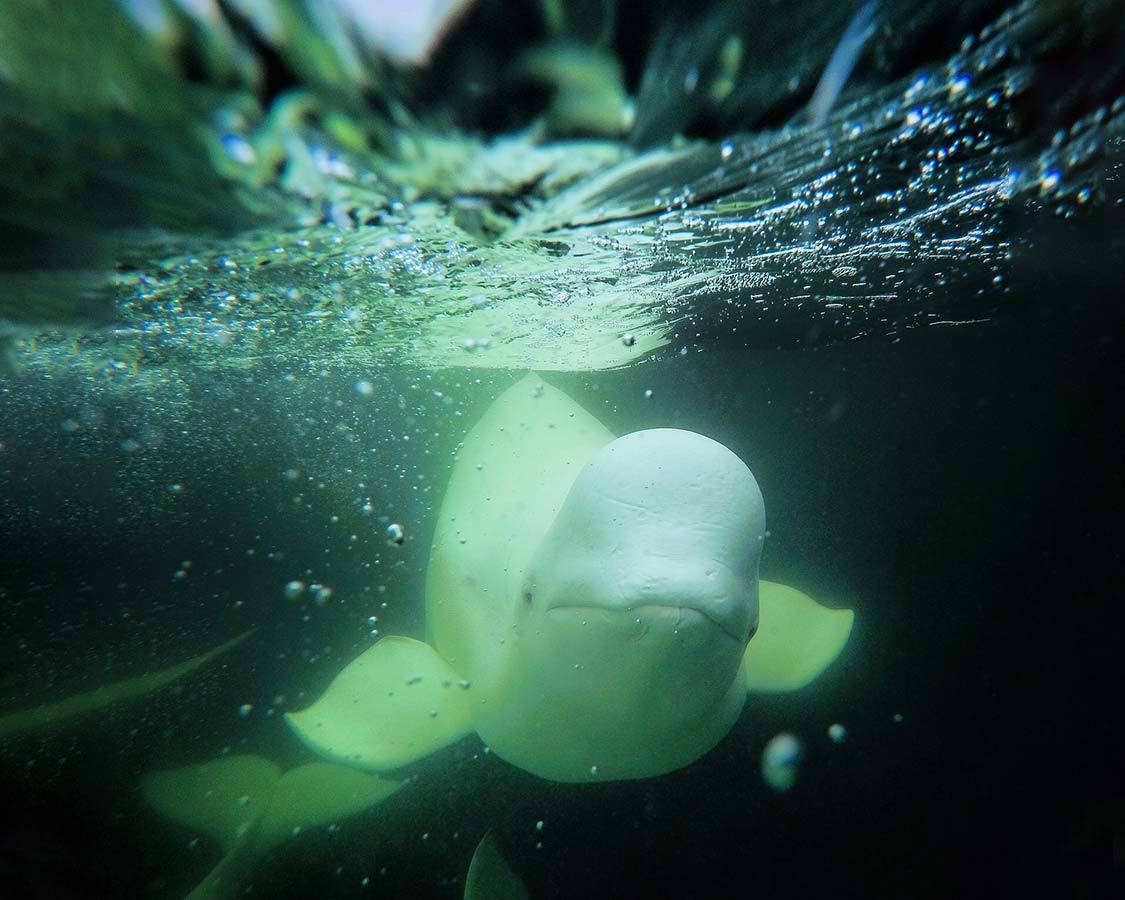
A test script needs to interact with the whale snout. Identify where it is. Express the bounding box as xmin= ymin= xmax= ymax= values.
xmin=522 ymin=427 xmax=765 ymax=650
xmin=614 ymin=560 xmax=753 ymax=642
xmin=537 ymin=559 xmax=755 ymax=645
